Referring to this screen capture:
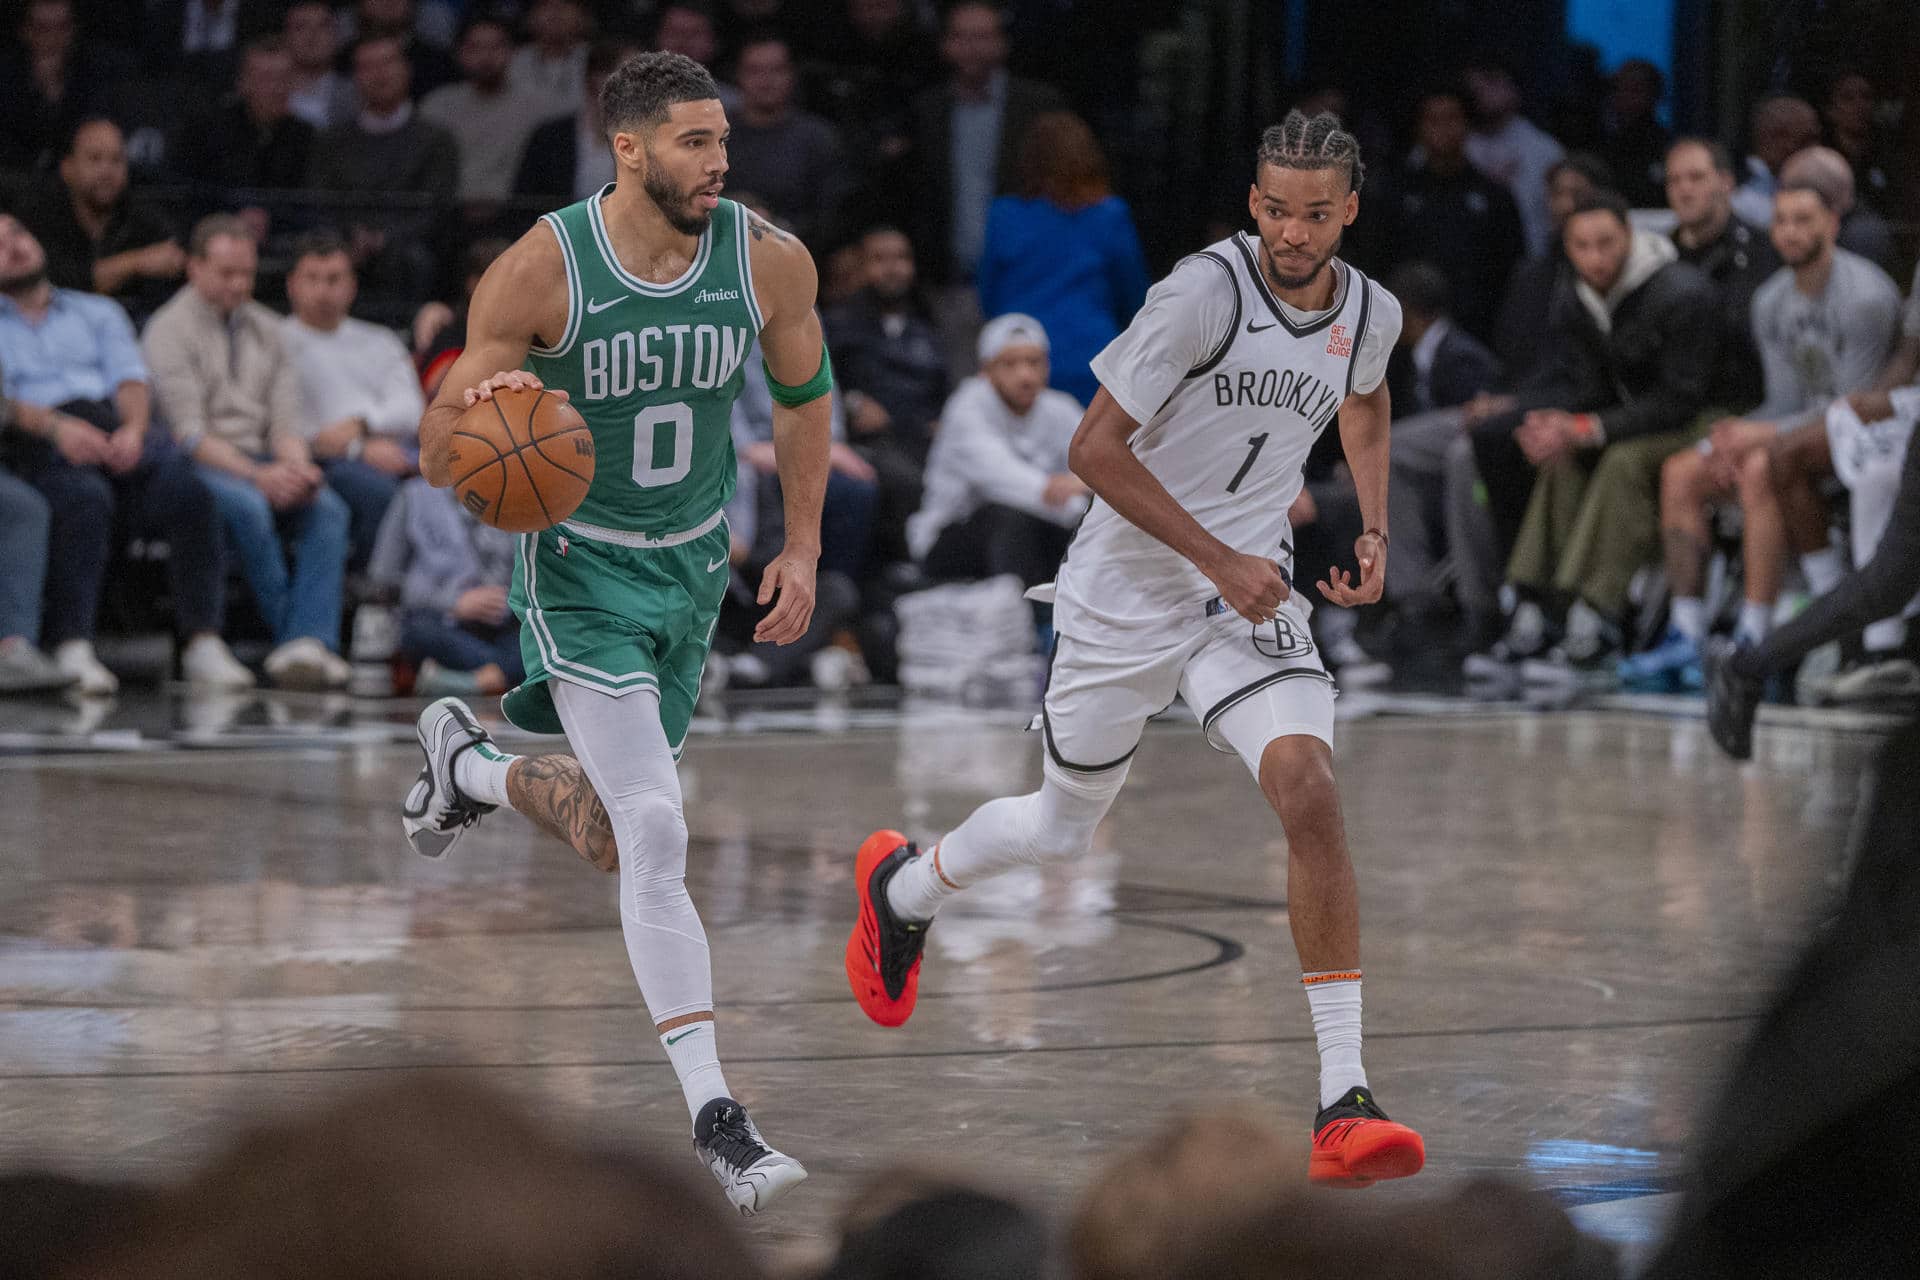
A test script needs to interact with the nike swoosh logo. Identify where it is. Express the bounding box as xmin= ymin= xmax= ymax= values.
xmin=586 ymin=296 xmax=627 ymax=315
xmin=706 ymin=556 xmax=728 ymax=573
xmin=665 ymin=1028 xmax=700 ymax=1045
xmin=1247 ymin=320 xmax=1277 ymax=333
